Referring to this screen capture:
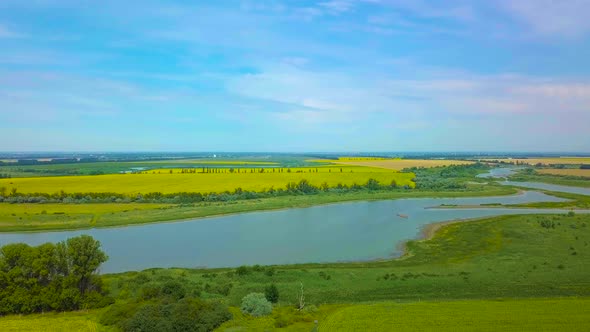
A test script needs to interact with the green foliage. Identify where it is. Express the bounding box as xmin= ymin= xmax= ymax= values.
xmin=160 ymin=280 xmax=185 ymax=300
xmin=264 ymin=284 xmax=279 ymax=303
xmin=241 ymin=293 xmax=272 ymax=317
xmin=235 ymin=265 xmax=250 ymax=276
xmin=103 ymin=297 xmax=231 ymax=332
xmin=406 ymin=163 xmax=489 ymax=190
xmin=0 ymin=235 xmax=109 ymax=315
